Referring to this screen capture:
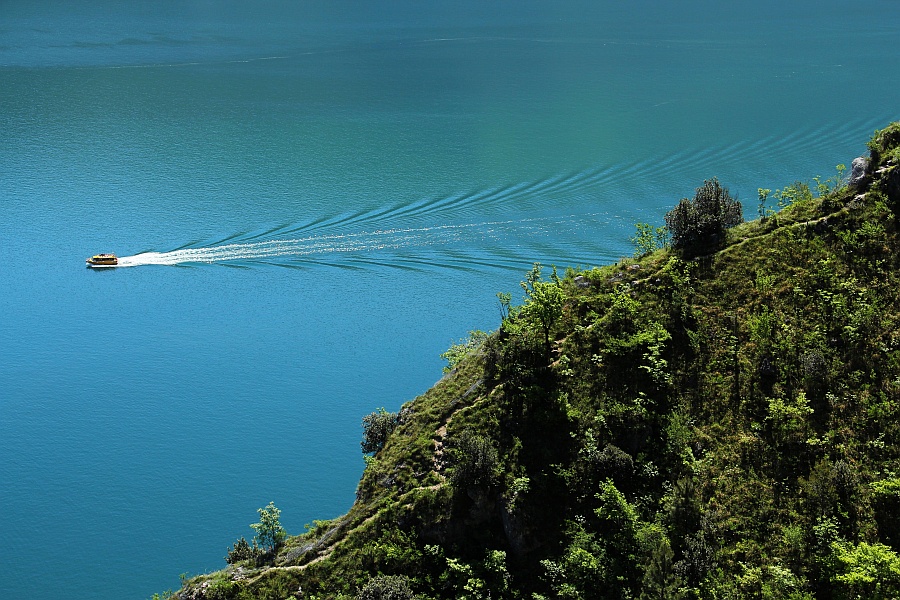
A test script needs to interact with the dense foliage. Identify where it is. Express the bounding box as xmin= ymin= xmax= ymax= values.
xmin=664 ymin=178 xmax=743 ymax=256
xmin=170 ymin=122 xmax=900 ymax=600
xmin=361 ymin=408 xmax=400 ymax=455
xmin=357 ymin=575 xmax=414 ymax=600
